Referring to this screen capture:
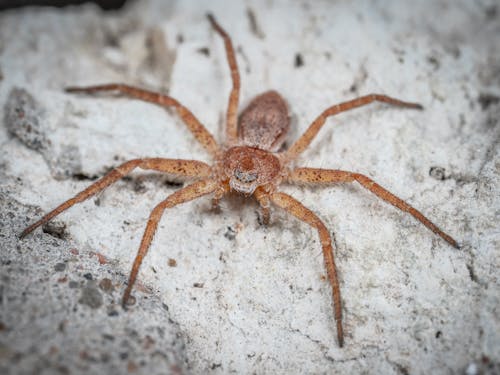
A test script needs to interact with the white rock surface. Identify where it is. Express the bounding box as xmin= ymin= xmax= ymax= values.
xmin=1 ymin=0 xmax=499 ymax=374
